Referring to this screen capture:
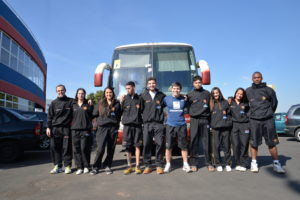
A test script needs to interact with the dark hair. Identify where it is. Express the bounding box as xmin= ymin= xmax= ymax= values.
xmin=234 ymin=88 xmax=248 ymax=103
xmin=56 ymin=84 xmax=66 ymax=91
xmin=171 ymin=82 xmax=182 ymax=90
xmin=126 ymin=81 xmax=135 ymax=87
xmin=98 ymin=87 xmax=116 ymax=116
xmin=193 ymin=76 xmax=202 ymax=82
xmin=147 ymin=77 xmax=156 ymax=83
xmin=210 ymin=87 xmax=225 ymax=110
xmin=252 ymin=71 xmax=262 ymax=77
xmin=75 ymin=88 xmax=87 ymax=102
